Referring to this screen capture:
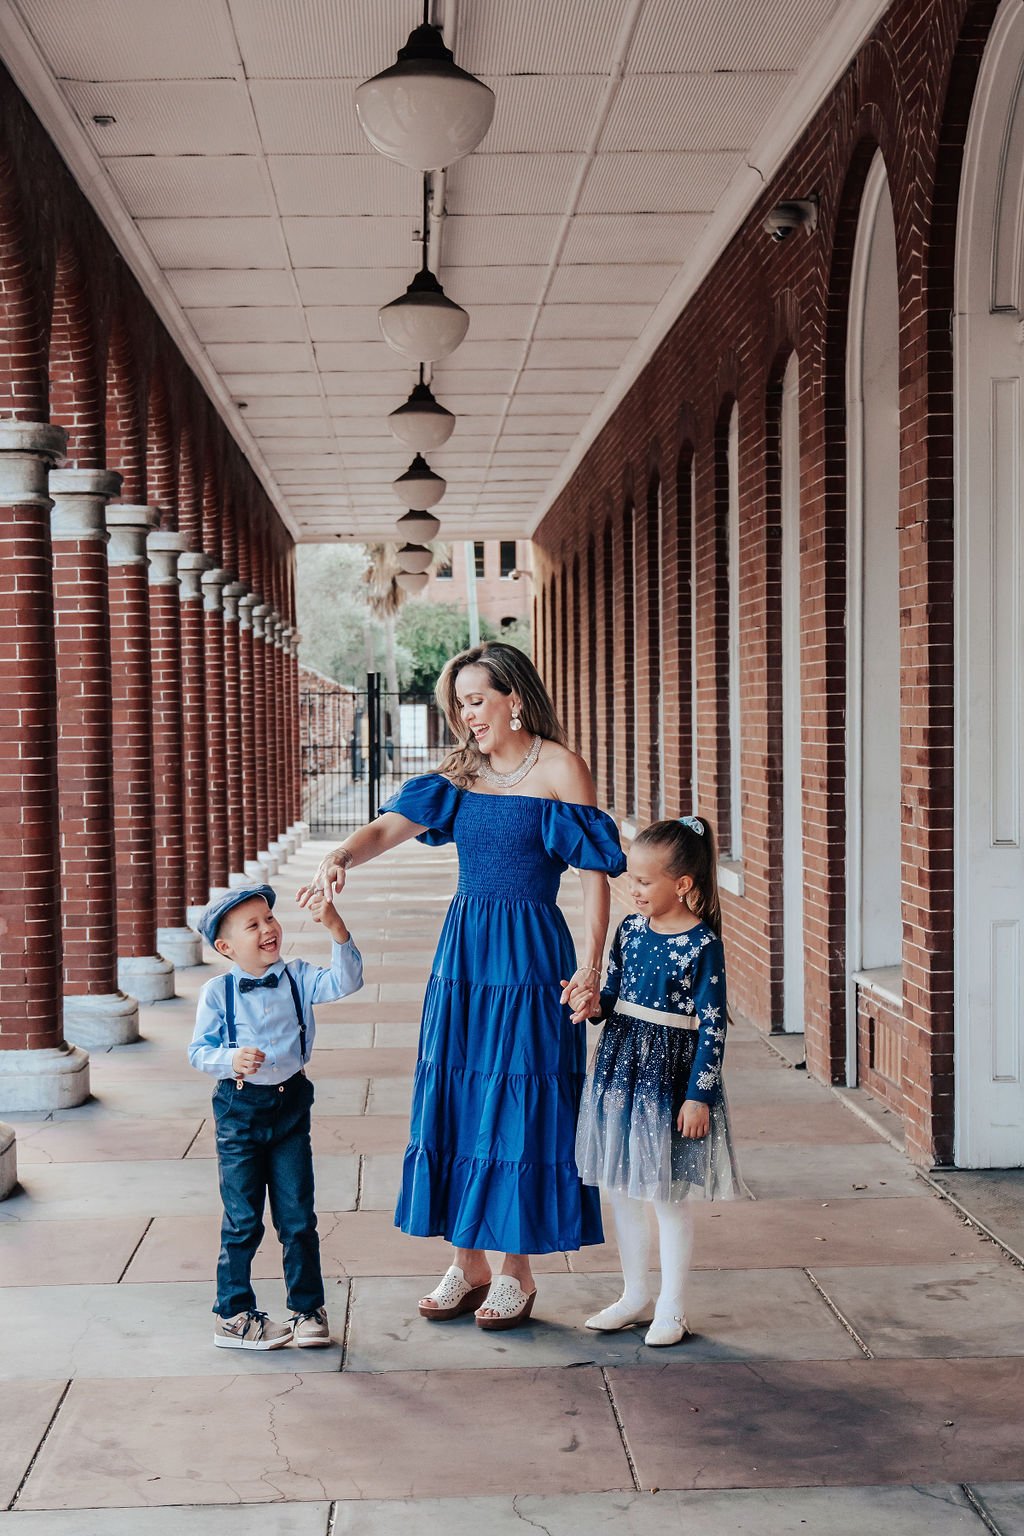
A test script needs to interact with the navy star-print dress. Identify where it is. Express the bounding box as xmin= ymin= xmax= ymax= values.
xmin=575 ymin=914 xmax=743 ymax=1202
